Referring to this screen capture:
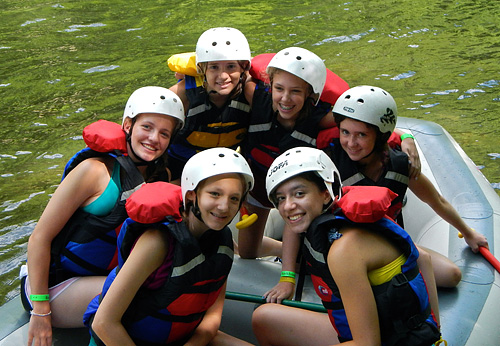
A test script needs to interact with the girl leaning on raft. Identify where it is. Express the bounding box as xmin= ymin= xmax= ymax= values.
xmin=22 ymin=86 xmax=185 ymax=346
